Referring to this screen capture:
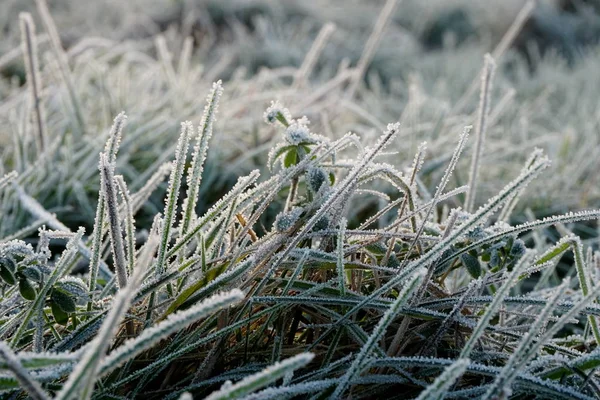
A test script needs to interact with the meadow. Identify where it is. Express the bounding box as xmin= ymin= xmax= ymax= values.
xmin=1 ymin=0 xmax=600 ymax=399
